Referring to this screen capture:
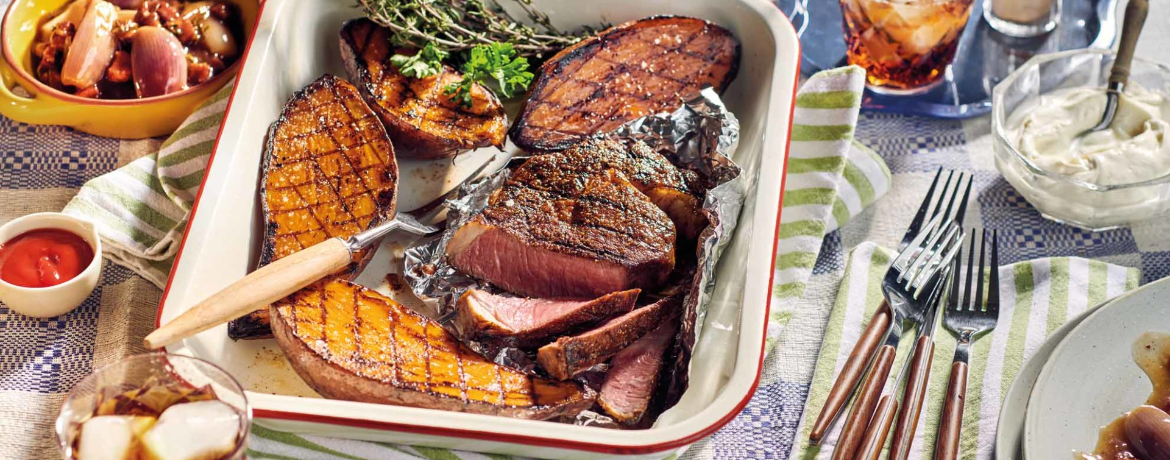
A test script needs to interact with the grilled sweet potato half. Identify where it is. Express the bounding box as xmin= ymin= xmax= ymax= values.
xmin=340 ymin=18 xmax=508 ymax=159
xmin=228 ymin=74 xmax=399 ymax=340
xmin=271 ymin=279 xmax=595 ymax=419
xmin=510 ymin=16 xmax=740 ymax=151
